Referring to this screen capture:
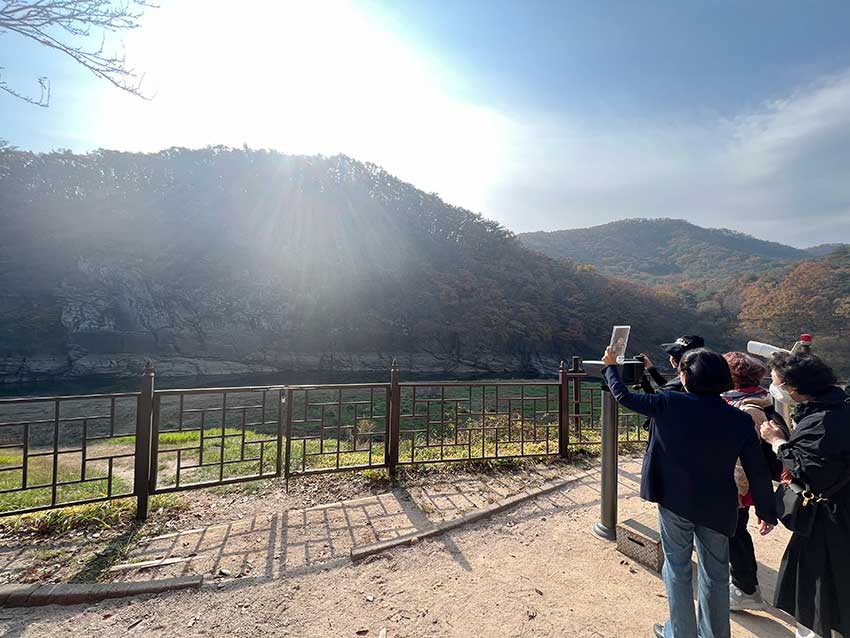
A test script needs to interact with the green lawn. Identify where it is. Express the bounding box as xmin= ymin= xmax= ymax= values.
xmin=0 ymin=448 xmax=185 ymax=536
xmin=0 ymin=452 xmax=132 ymax=515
